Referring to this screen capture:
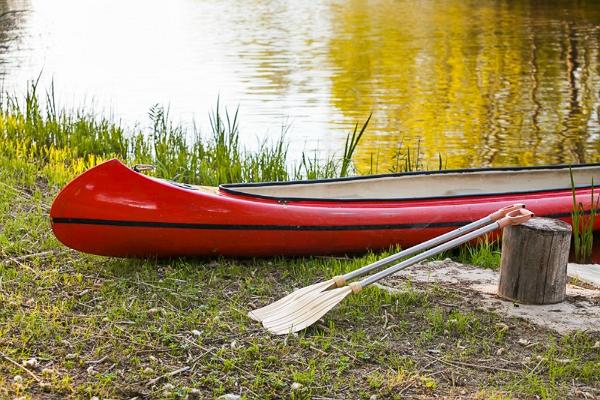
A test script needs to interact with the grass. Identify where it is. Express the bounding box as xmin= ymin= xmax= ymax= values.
xmin=0 ymin=82 xmax=375 ymax=189
xmin=570 ymin=168 xmax=599 ymax=263
xmin=0 ymin=86 xmax=599 ymax=399
xmin=458 ymin=237 xmax=502 ymax=269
